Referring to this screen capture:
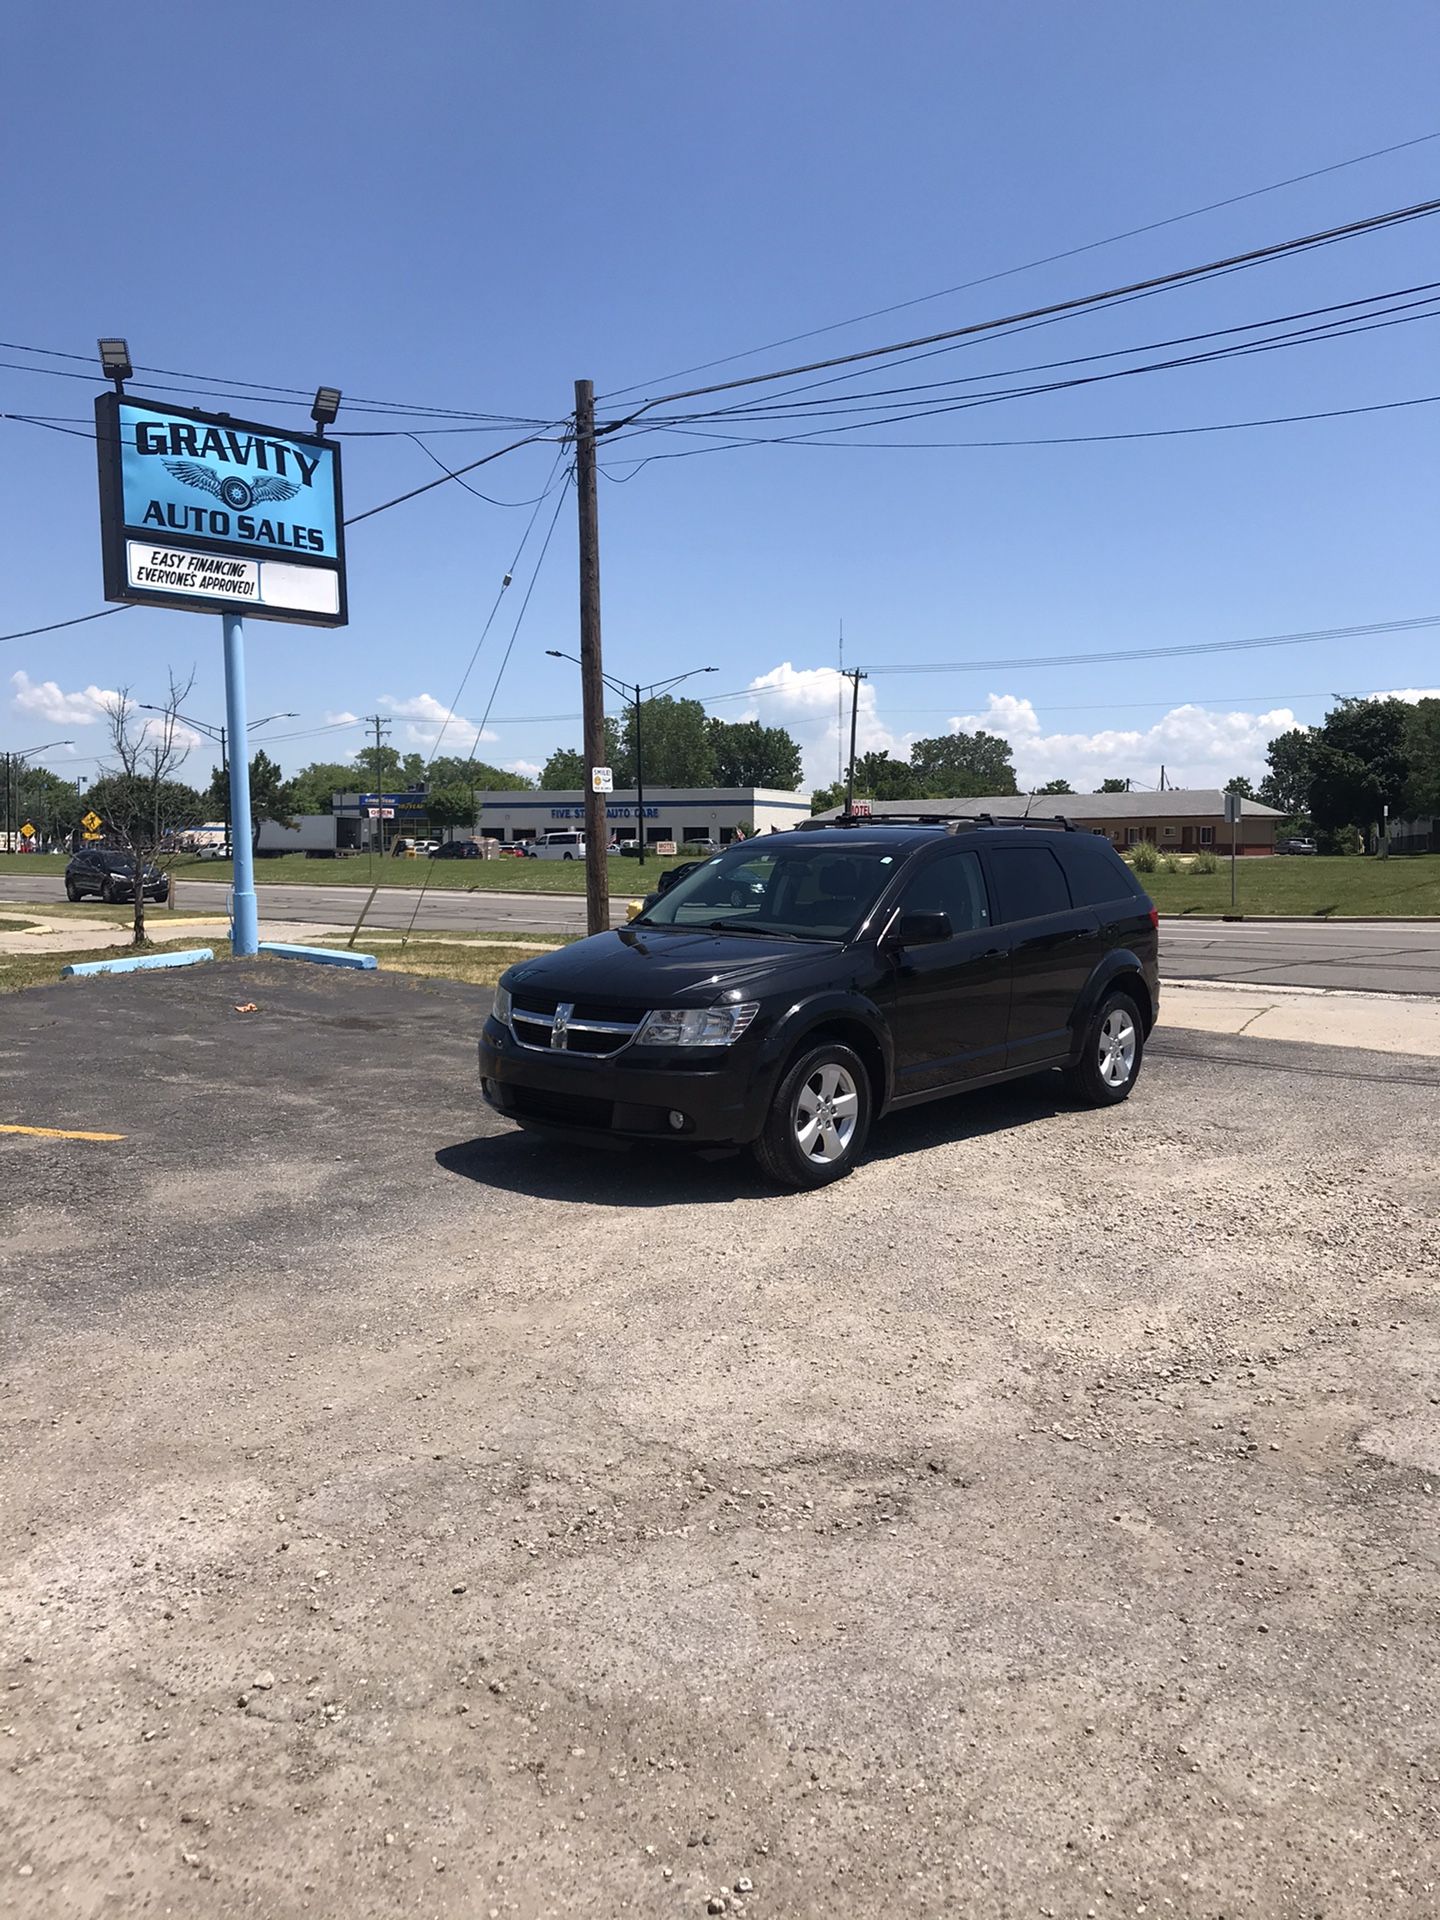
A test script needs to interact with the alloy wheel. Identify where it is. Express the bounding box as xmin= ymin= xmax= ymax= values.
xmin=1099 ymin=1007 xmax=1138 ymax=1088
xmin=793 ymin=1061 xmax=860 ymax=1164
